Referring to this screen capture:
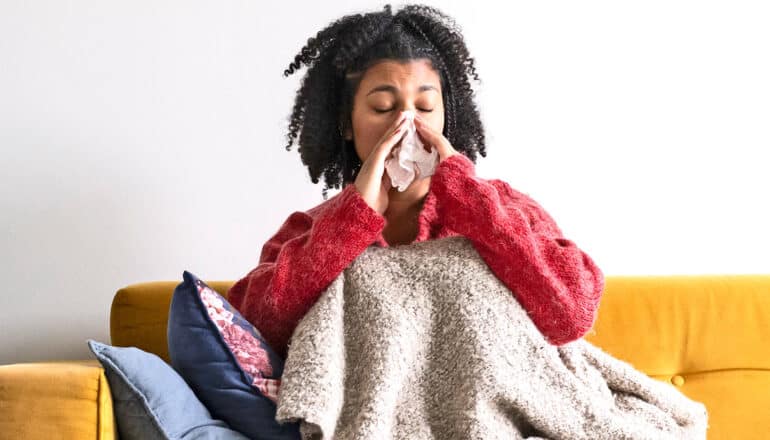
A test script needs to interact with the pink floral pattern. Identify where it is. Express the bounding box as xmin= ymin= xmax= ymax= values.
xmin=197 ymin=283 xmax=282 ymax=403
